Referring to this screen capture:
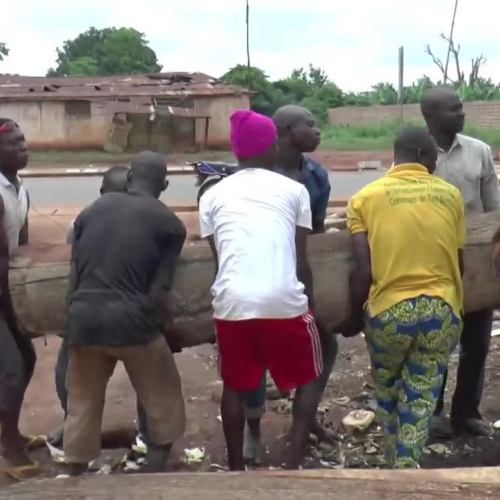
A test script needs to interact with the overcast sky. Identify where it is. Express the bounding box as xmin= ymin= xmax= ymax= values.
xmin=1 ymin=0 xmax=499 ymax=91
